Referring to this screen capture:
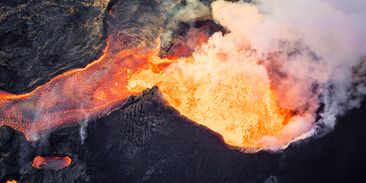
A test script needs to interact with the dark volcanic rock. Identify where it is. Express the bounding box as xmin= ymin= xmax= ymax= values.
xmin=1 ymin=87 xmax=366 ymax=183
xmin=107 ymin=0 xmax=162 ymax=51
xmin=0 ymin=126 xmax=32 ymax=182
xmin=0 ymin=0 xmax=109 ymax=93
